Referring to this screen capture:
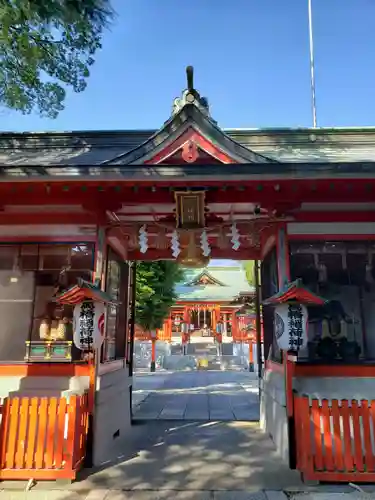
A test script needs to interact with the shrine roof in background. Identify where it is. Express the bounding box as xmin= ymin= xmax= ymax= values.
xmin=184 ymin=269 xmax=226 ymax=286
xmin=175 ymin=264 xmax=254 ymax=303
